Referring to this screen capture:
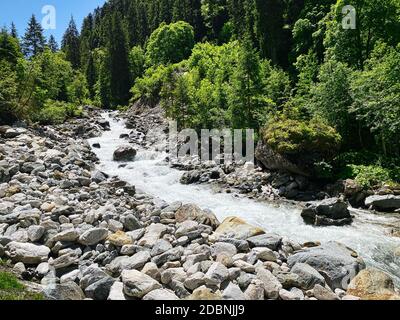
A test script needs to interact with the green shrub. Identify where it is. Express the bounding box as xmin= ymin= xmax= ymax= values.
xmin=32 ymin=100 xmax=82 ymax=125
xmin=262 ymin=117 xmax=342 ymax=156
xmin=342 ymin=165 xmax=392 ymax=189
